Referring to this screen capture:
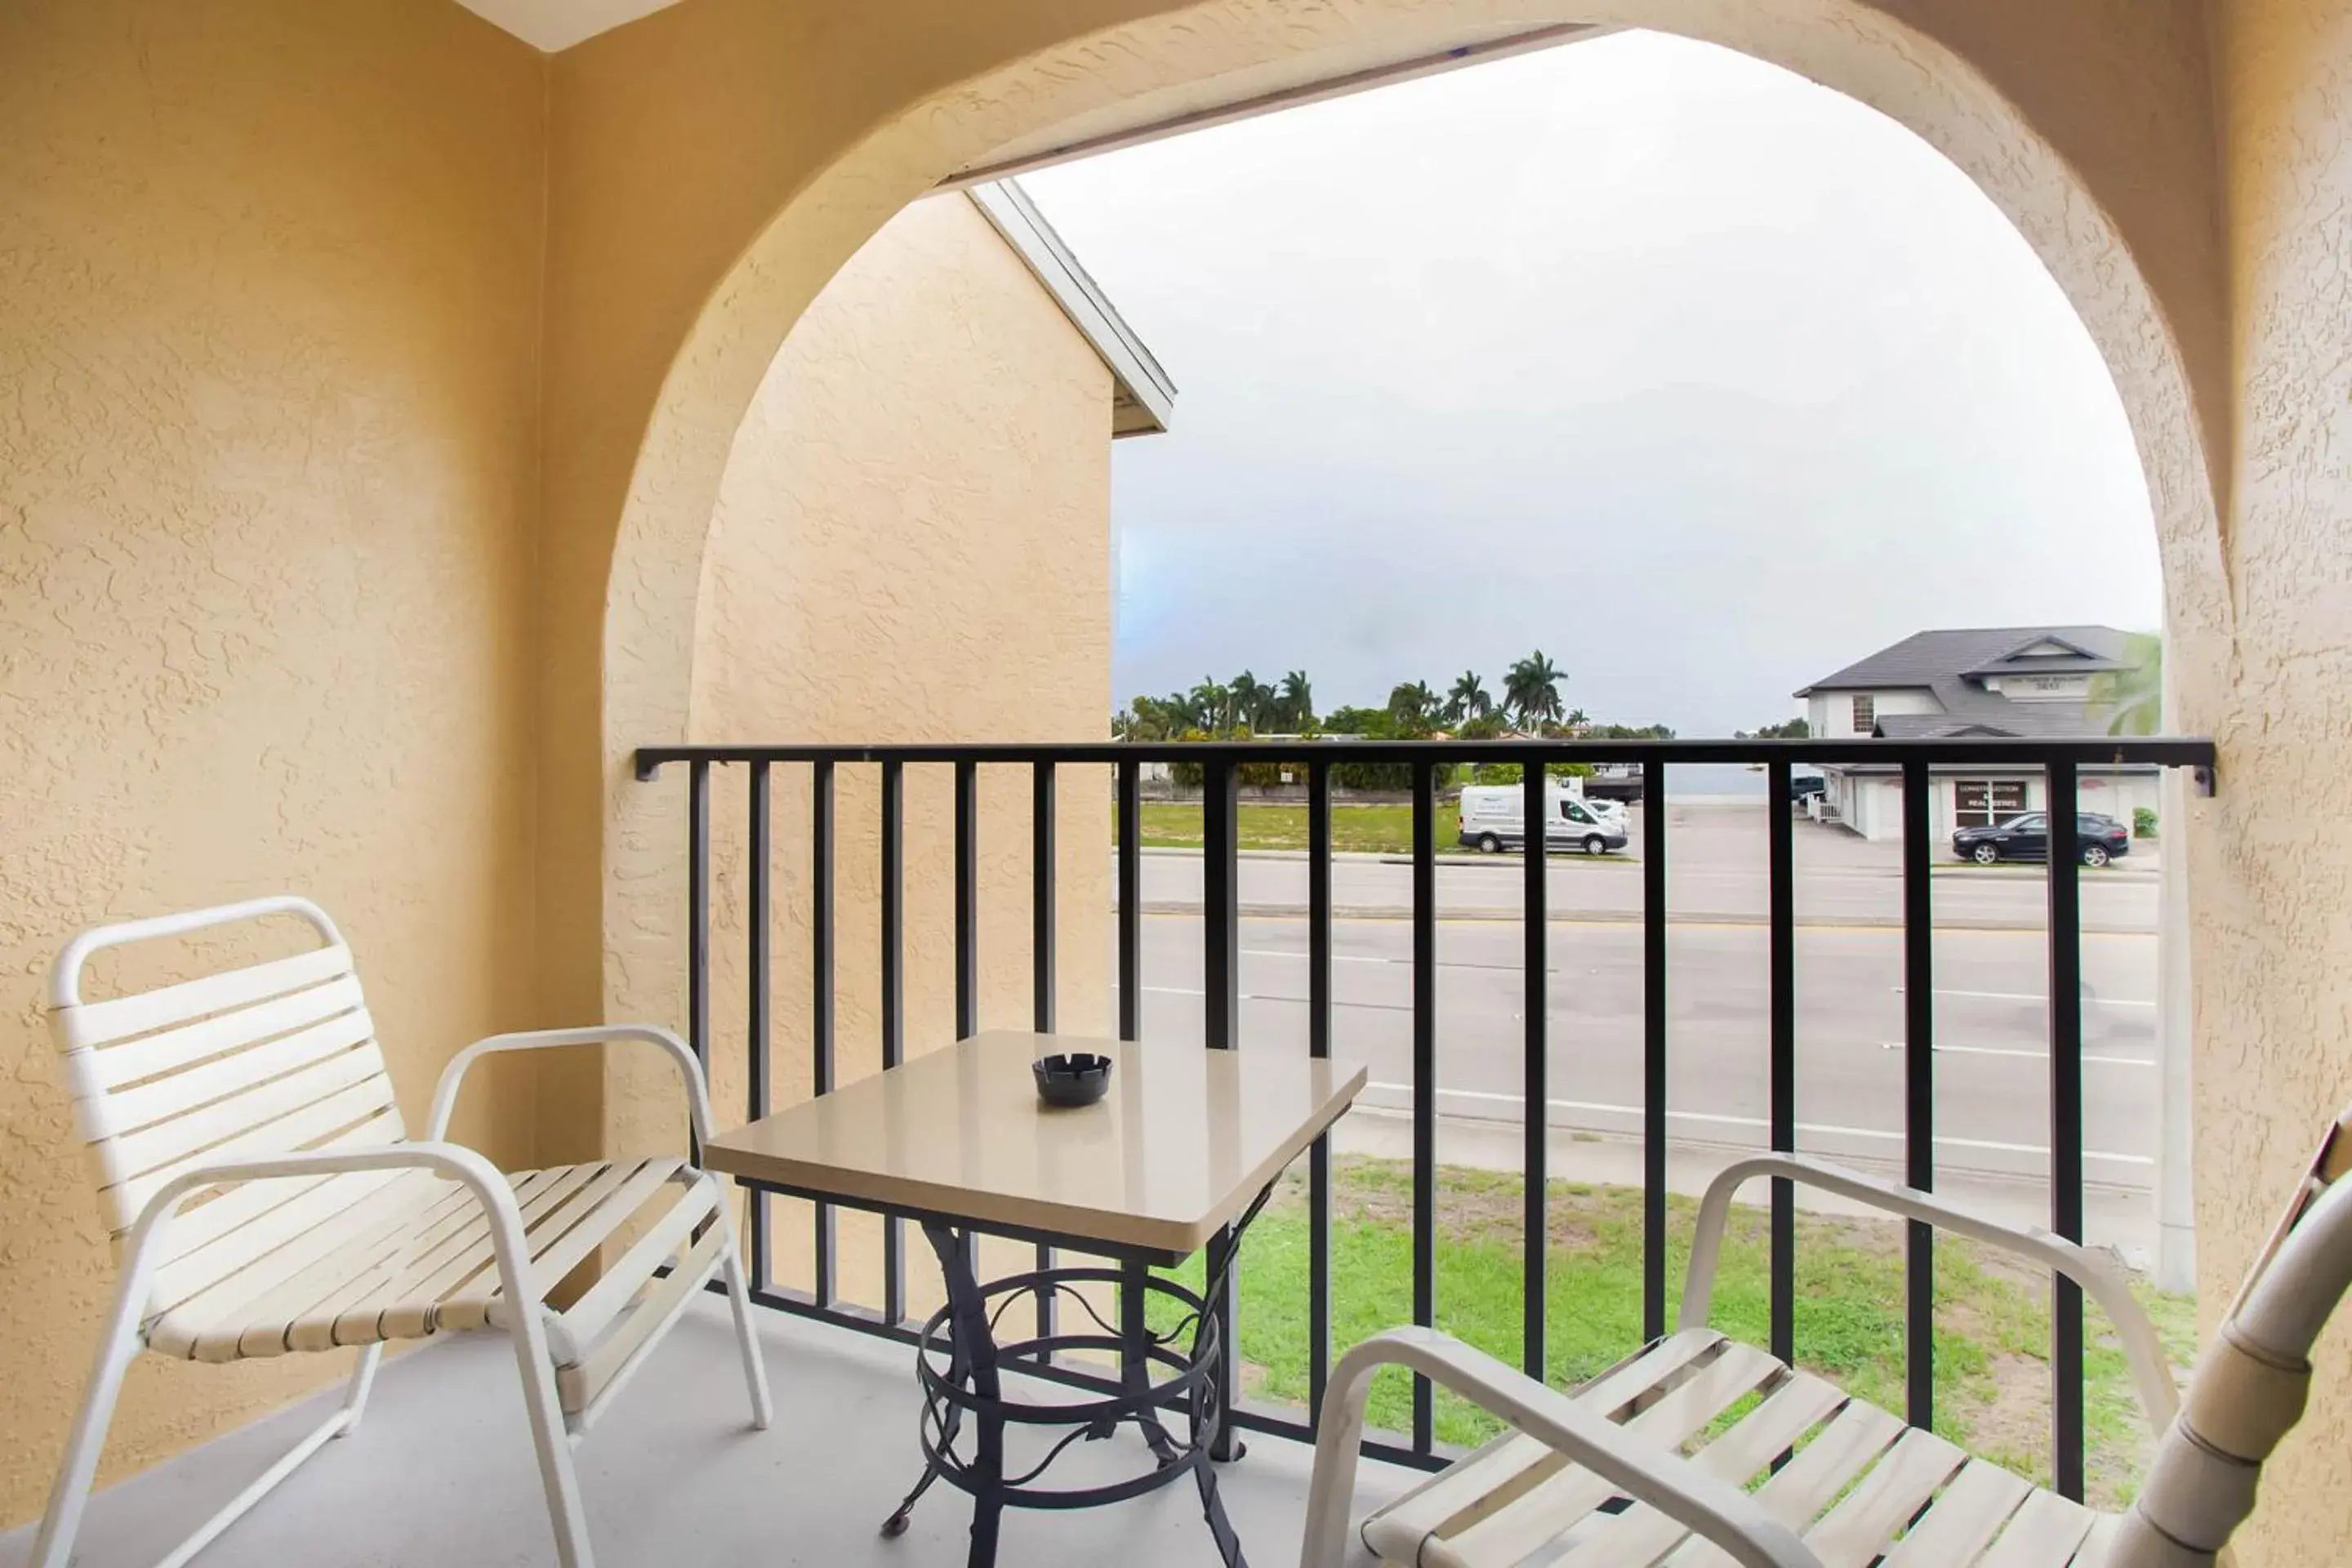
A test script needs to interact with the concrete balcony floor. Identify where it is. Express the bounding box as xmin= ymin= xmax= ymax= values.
xmin=0 ymin=1299 xmax=1412 ymax=1568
